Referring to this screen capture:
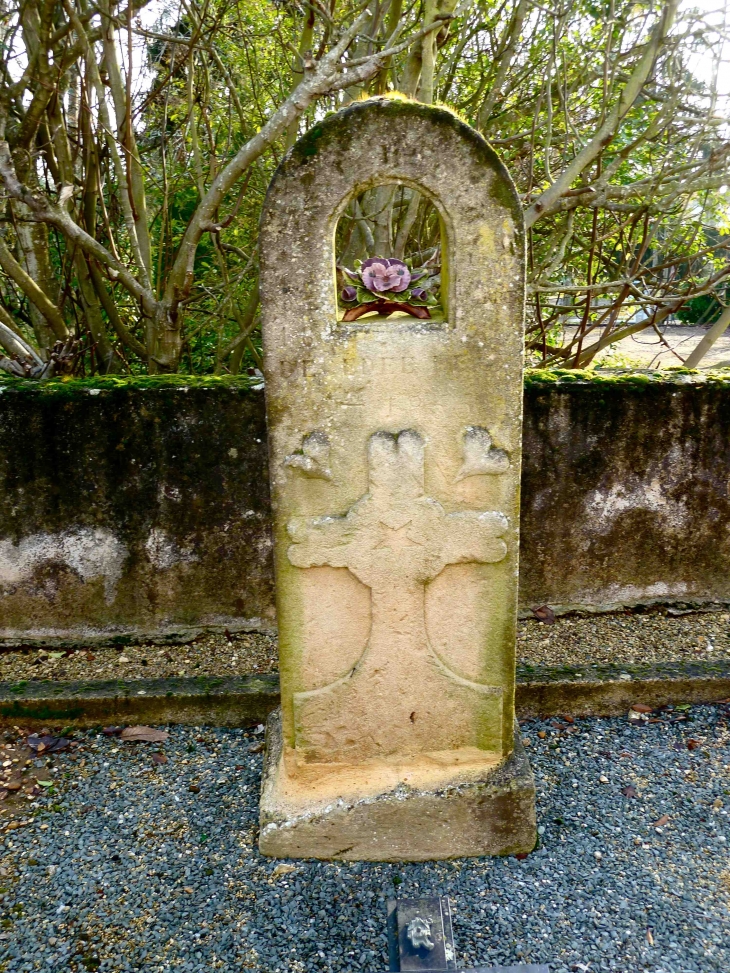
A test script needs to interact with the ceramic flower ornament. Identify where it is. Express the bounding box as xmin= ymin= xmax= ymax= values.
xmin=360 ymin=257 xmax=412 ymax=293
xmin=339 ymin=255 xmax=439 ymax=321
